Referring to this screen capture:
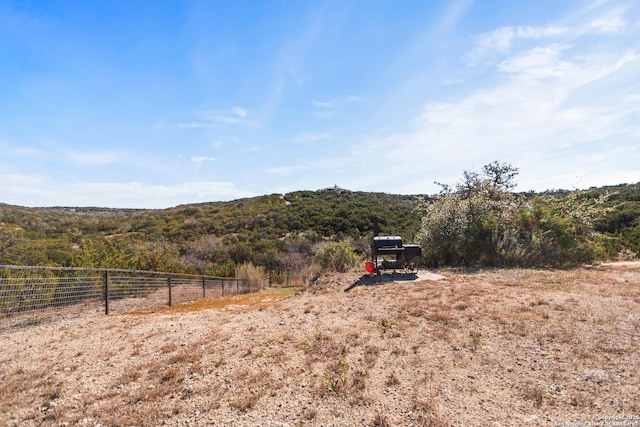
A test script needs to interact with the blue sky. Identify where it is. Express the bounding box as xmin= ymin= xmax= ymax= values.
xmin=1 ymin=0 xmax=638 ymax=208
